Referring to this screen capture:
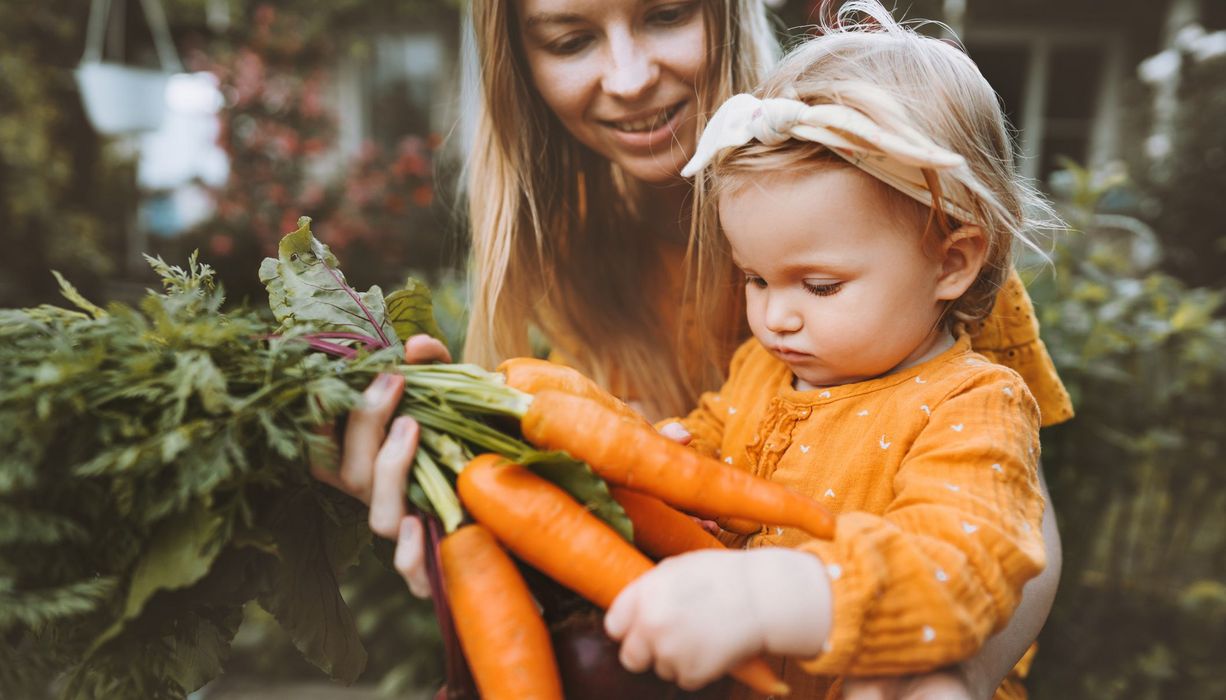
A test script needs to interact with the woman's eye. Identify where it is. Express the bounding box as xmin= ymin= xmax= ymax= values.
xmin=744 ymin=275 xmax=767 ymax=289
xmin=547 ymin=34 xmax=594 ymax=56
xmin=647 ymin=2 xmax=696 ymax=27
xmin=804 ymin=281 xmax=844 ymax=297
